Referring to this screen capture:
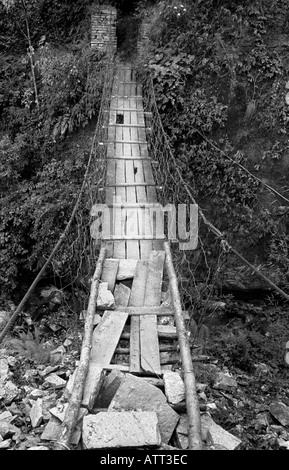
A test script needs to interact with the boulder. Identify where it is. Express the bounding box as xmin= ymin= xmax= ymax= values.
xmin=96 ymin=282 xmax=115 ymax=310
xmin=82 ymin=411 xmax=161 ymax=449
xmin=109 ymin=374 xmax=179 ymax=444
